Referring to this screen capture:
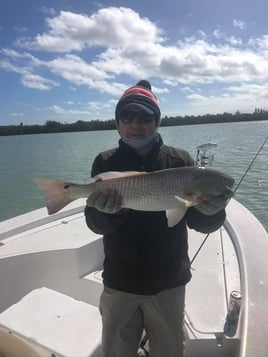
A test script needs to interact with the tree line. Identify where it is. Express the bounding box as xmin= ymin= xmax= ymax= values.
xmin=0 ymin=109 xmax=267 ymax=136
